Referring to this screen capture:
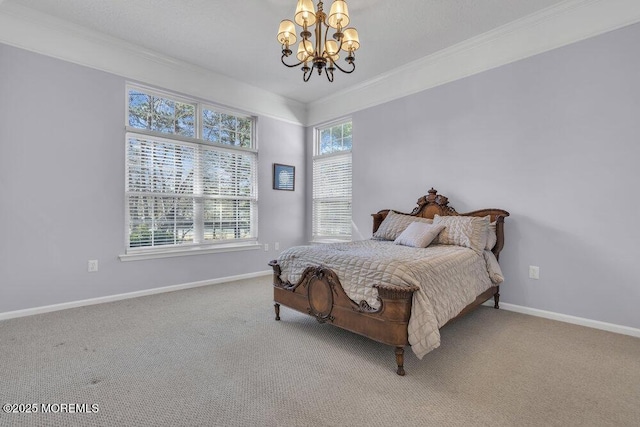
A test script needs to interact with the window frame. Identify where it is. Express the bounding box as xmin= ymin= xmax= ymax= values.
xmin=312 ymin=118 xmax=353 ymax=243
xmin=120 ymin=84 xmax=259 ymax=261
